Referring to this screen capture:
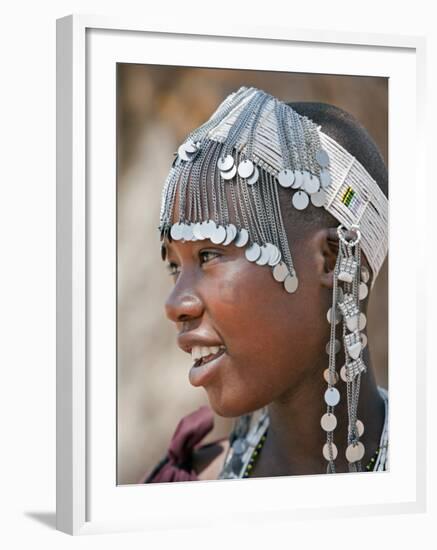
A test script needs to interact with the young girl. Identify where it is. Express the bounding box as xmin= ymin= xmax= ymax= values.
xmin=142 ymin=86 xmax=388 ymax=482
